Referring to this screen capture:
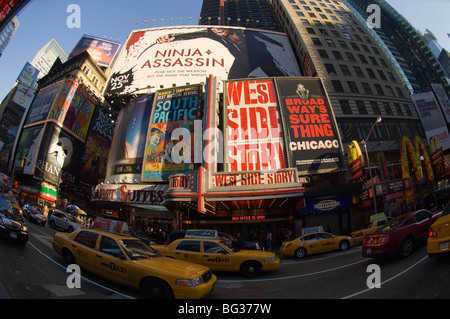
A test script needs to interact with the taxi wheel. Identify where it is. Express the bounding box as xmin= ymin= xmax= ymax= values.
xmin=140 ymin=278 xmax=173 ymax=299
xmin=295 ymin=248 xmax=307 ymax=258
xmin=240 ymin=261 xmax=262 ymax=278
xmin=339 ymin=240 xmax=350 ymax=251
xmin=62 ymin=248 xmax=76 ymax=265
